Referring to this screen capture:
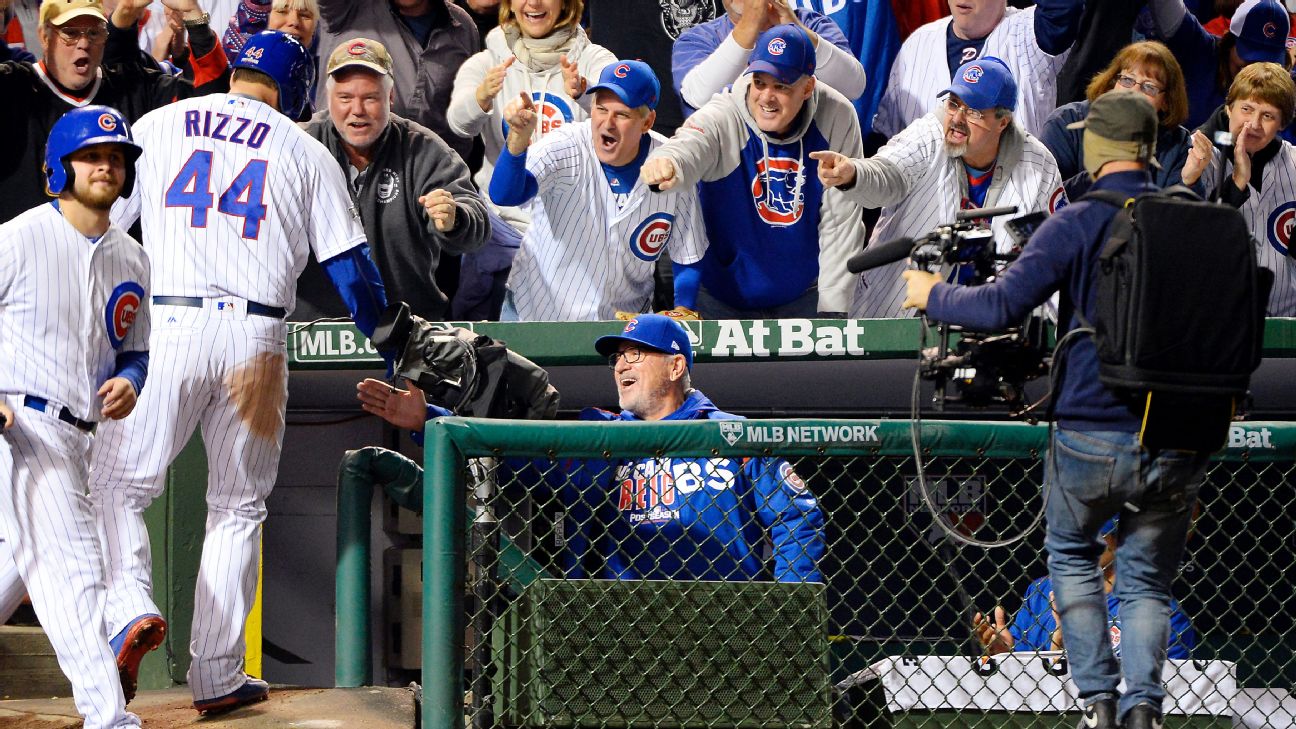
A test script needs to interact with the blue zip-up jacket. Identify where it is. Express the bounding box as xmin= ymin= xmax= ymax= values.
xmin=1040 ymin=100 xmax=1201 ymax=199
xmin=927 ymin=170 xmax=1160 ymax=432
xmin=1010 ymin=575 xmax=1197 ymax=659
xmin=547 ymin=390 xmax=825 ymax=583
